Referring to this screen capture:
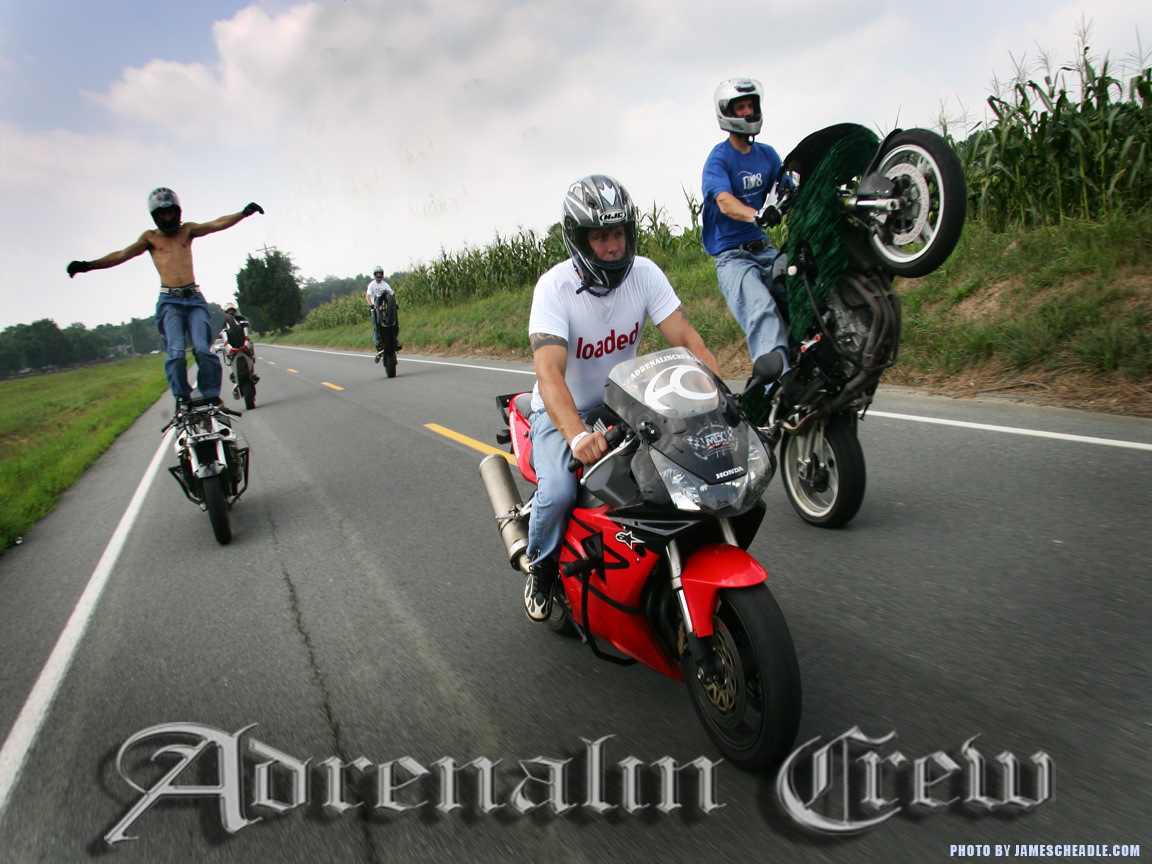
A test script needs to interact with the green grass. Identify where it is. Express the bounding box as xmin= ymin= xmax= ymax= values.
xmin=0 ymin=356 xmax=168 ymax=551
